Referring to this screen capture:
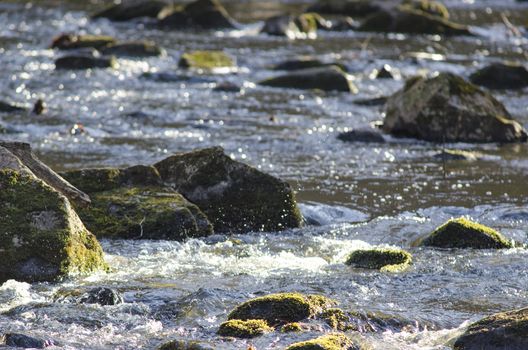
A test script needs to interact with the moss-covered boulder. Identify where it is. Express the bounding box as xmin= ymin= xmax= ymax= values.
xmin=61 ymin=166 xmax=213 ymax=240
xmin=383 ymin=73 xmax=528 ymax=143
xmin=345 ymin=248 xmax=412 ymax=272
xmin=281 ymin=322 xmax=303 ymax=332
xmin=178 ymin=51 xmax=235 ymax=71
xmin=418 ymin=217 xmax=513 ymax=249
xmin=50 ymin=34 xmax=116 ymax=50
xmin=157 ymin=340 xmax=214 ymax=350
xmin=285 ymin=333 xmax=360 ymax=350
xmin=259 ymin=66 xmax=357 ymax=93
xmin=92 ymin=0 xmax=167 ymax=21
xmin=154 ymin=147 xmax=303 ymax=233
xmin=55 ymin=55 xmax=117 ymax=70
xmin=158 ymin=0 xmax=236 ymax=29
xmin=261 ymin=14 xmax=318 ymax=39
xmin=227 ymin=293 xmax=335 ymax=324
xmin=470 ymin=62 xmax=528 ymax=90
xmin=101 ymin=41 xmax=163 ymax=58
xmin=217 ymin=319 xmax=273 ymax=338
xmin=453 ymin=307 xmax=528 ymax=350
